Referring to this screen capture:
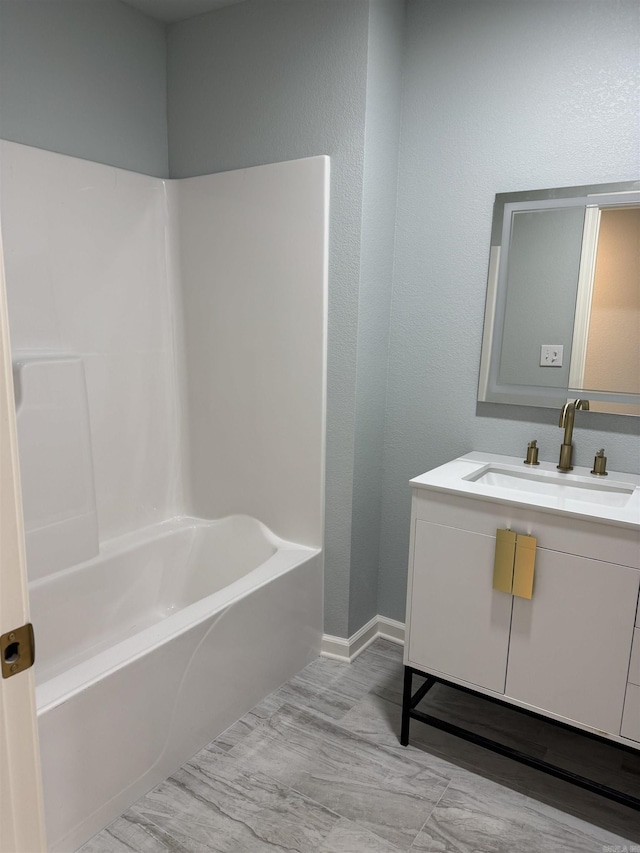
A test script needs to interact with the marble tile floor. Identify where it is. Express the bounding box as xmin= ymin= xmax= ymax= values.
xmin=80 ymin=639 xmax=640 ymax=853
